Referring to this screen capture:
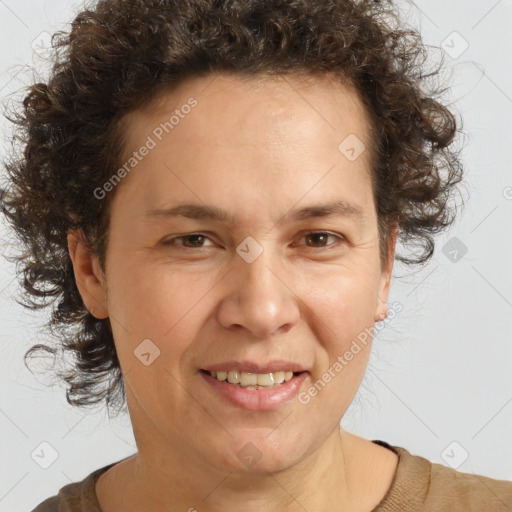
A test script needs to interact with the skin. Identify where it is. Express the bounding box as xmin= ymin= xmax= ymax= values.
xmin=68 ymin=72 xmax=398 ymax=512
